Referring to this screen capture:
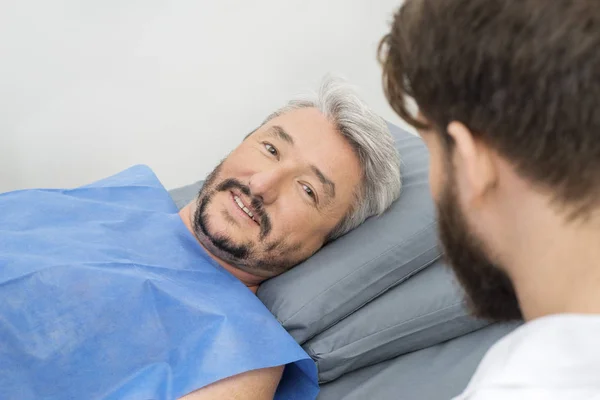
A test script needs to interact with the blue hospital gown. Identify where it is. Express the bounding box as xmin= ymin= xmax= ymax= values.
xmin=0 ymin=165 xmax=318 ymax=400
